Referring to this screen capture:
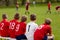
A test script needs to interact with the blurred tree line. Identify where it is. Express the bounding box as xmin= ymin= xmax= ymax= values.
xmin=0 ymin=0 xmax=60 ymax=6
